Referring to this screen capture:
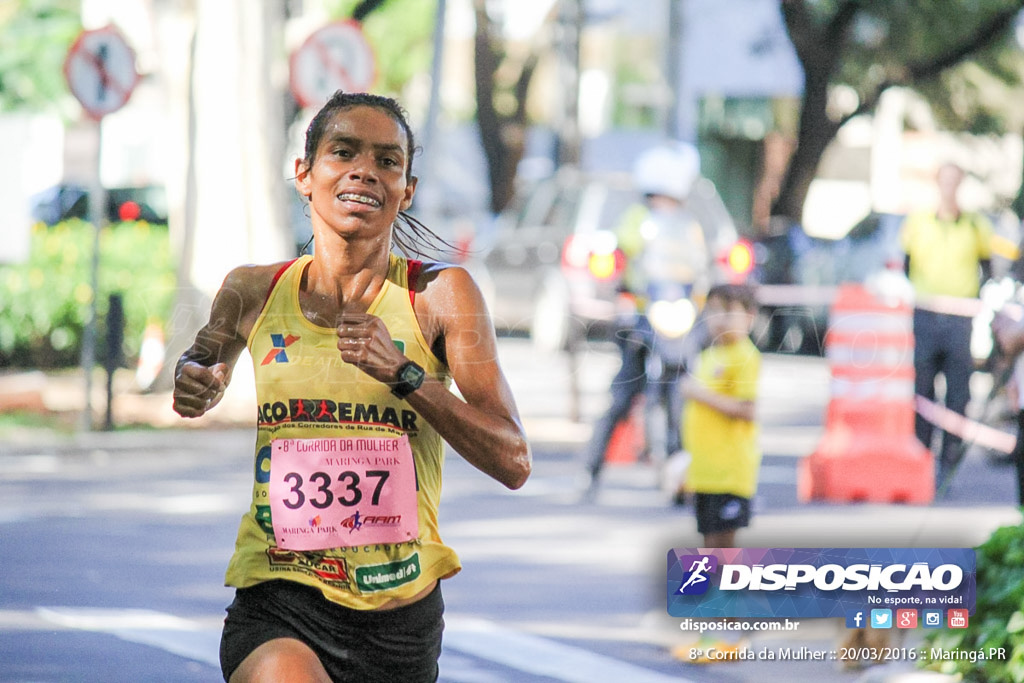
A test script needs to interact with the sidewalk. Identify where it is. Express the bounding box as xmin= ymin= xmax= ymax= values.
xmin=0 ymin=364 xmax=256 ymax=438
